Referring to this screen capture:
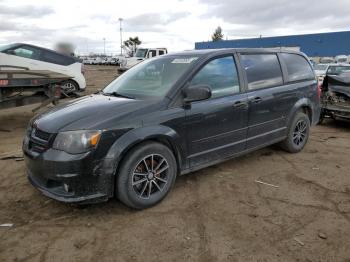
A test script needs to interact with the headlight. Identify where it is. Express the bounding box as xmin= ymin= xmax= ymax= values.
xmin=52 ymin=130 xmax=101 ymax=154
